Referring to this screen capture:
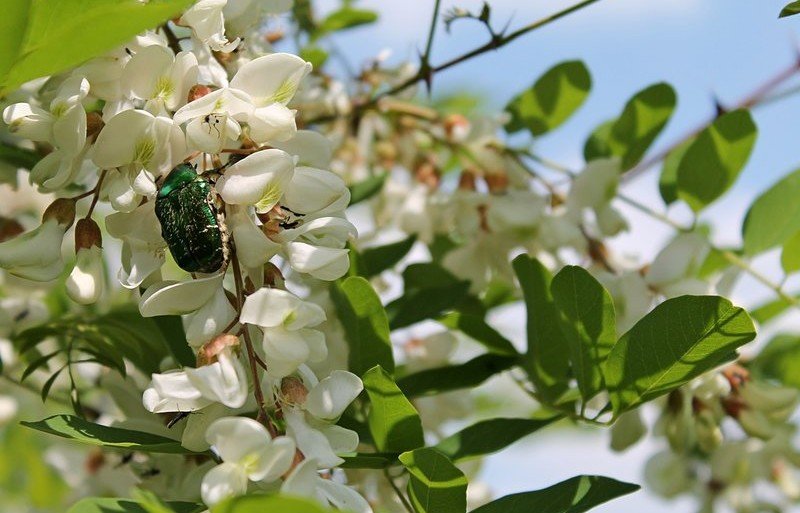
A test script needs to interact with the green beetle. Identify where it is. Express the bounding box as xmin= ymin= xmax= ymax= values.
xmin=155 ymin=163 xmax=229 ymax=273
